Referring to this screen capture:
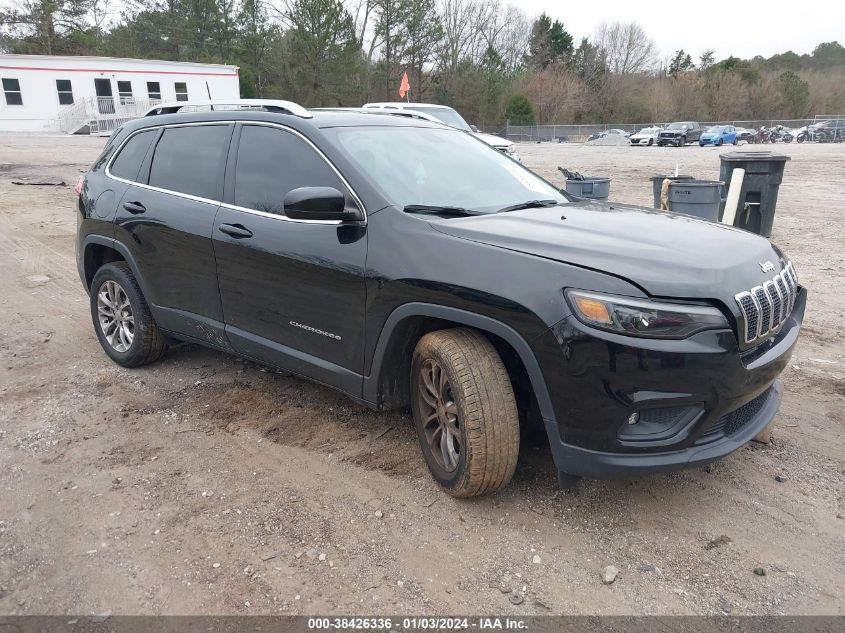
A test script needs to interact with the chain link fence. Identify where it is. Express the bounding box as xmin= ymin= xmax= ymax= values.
xmin=478 ymin=119 xmax=829 ymax=143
